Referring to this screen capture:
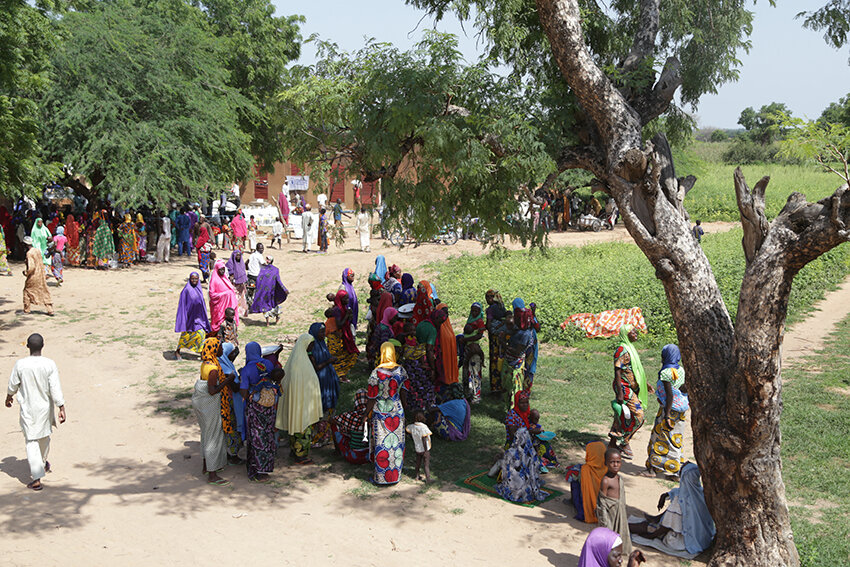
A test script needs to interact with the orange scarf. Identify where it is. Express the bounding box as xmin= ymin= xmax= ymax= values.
xmin=580 ymin=441 xmax=608 ymax=523
xmin=435 ymin=303 xmax=458 ymax=385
